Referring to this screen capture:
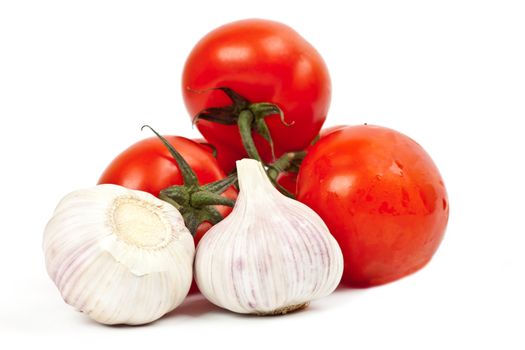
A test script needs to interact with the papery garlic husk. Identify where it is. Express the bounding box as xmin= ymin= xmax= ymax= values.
xmin=194 ymin=159 xmax=344 ymax=315
xmin=43 ymin=184 xmax=194 ymax=325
